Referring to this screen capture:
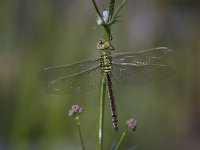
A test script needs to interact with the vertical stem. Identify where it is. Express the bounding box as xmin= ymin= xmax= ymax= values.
xmin=96 ymin=12 xmax=112 ymax=150
xmin=94 ymin=1 xmax=114 ymax=149
xmin=108 ymin=0 xmax=115 ymax=21
xmin=76 ymin=117 xmax=85 ymax=150
xmin=114 ymin=130 xmax=128 ymax=150
xmin=92 ymin=0 xmax=103 ymax=20
xmin=96 ymin=73 xmax=106 ymax=150
xmin=103 ymin=26 xmax=111 ymax=41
